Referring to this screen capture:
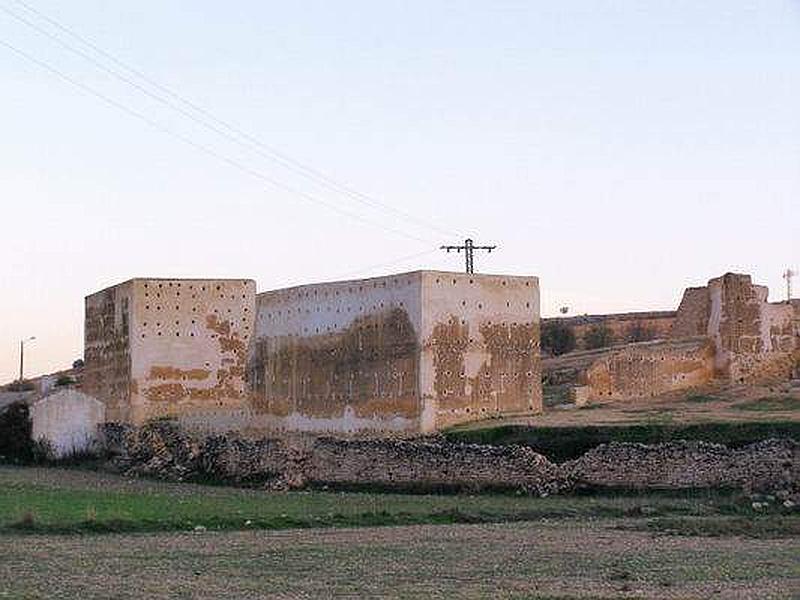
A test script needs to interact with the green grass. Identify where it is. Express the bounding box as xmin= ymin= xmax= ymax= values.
xmin=735 ymin=396 xmax=800 ymax=412
xmin=445 ymin=421 xmax=800 ymax=462
xmin=0 ymin=467 xmax=777 ymax=536
xmin=639 ymin=515 xmax=800 ymax=539
xmin=685 ymin=393 xmax=721 ymax=403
